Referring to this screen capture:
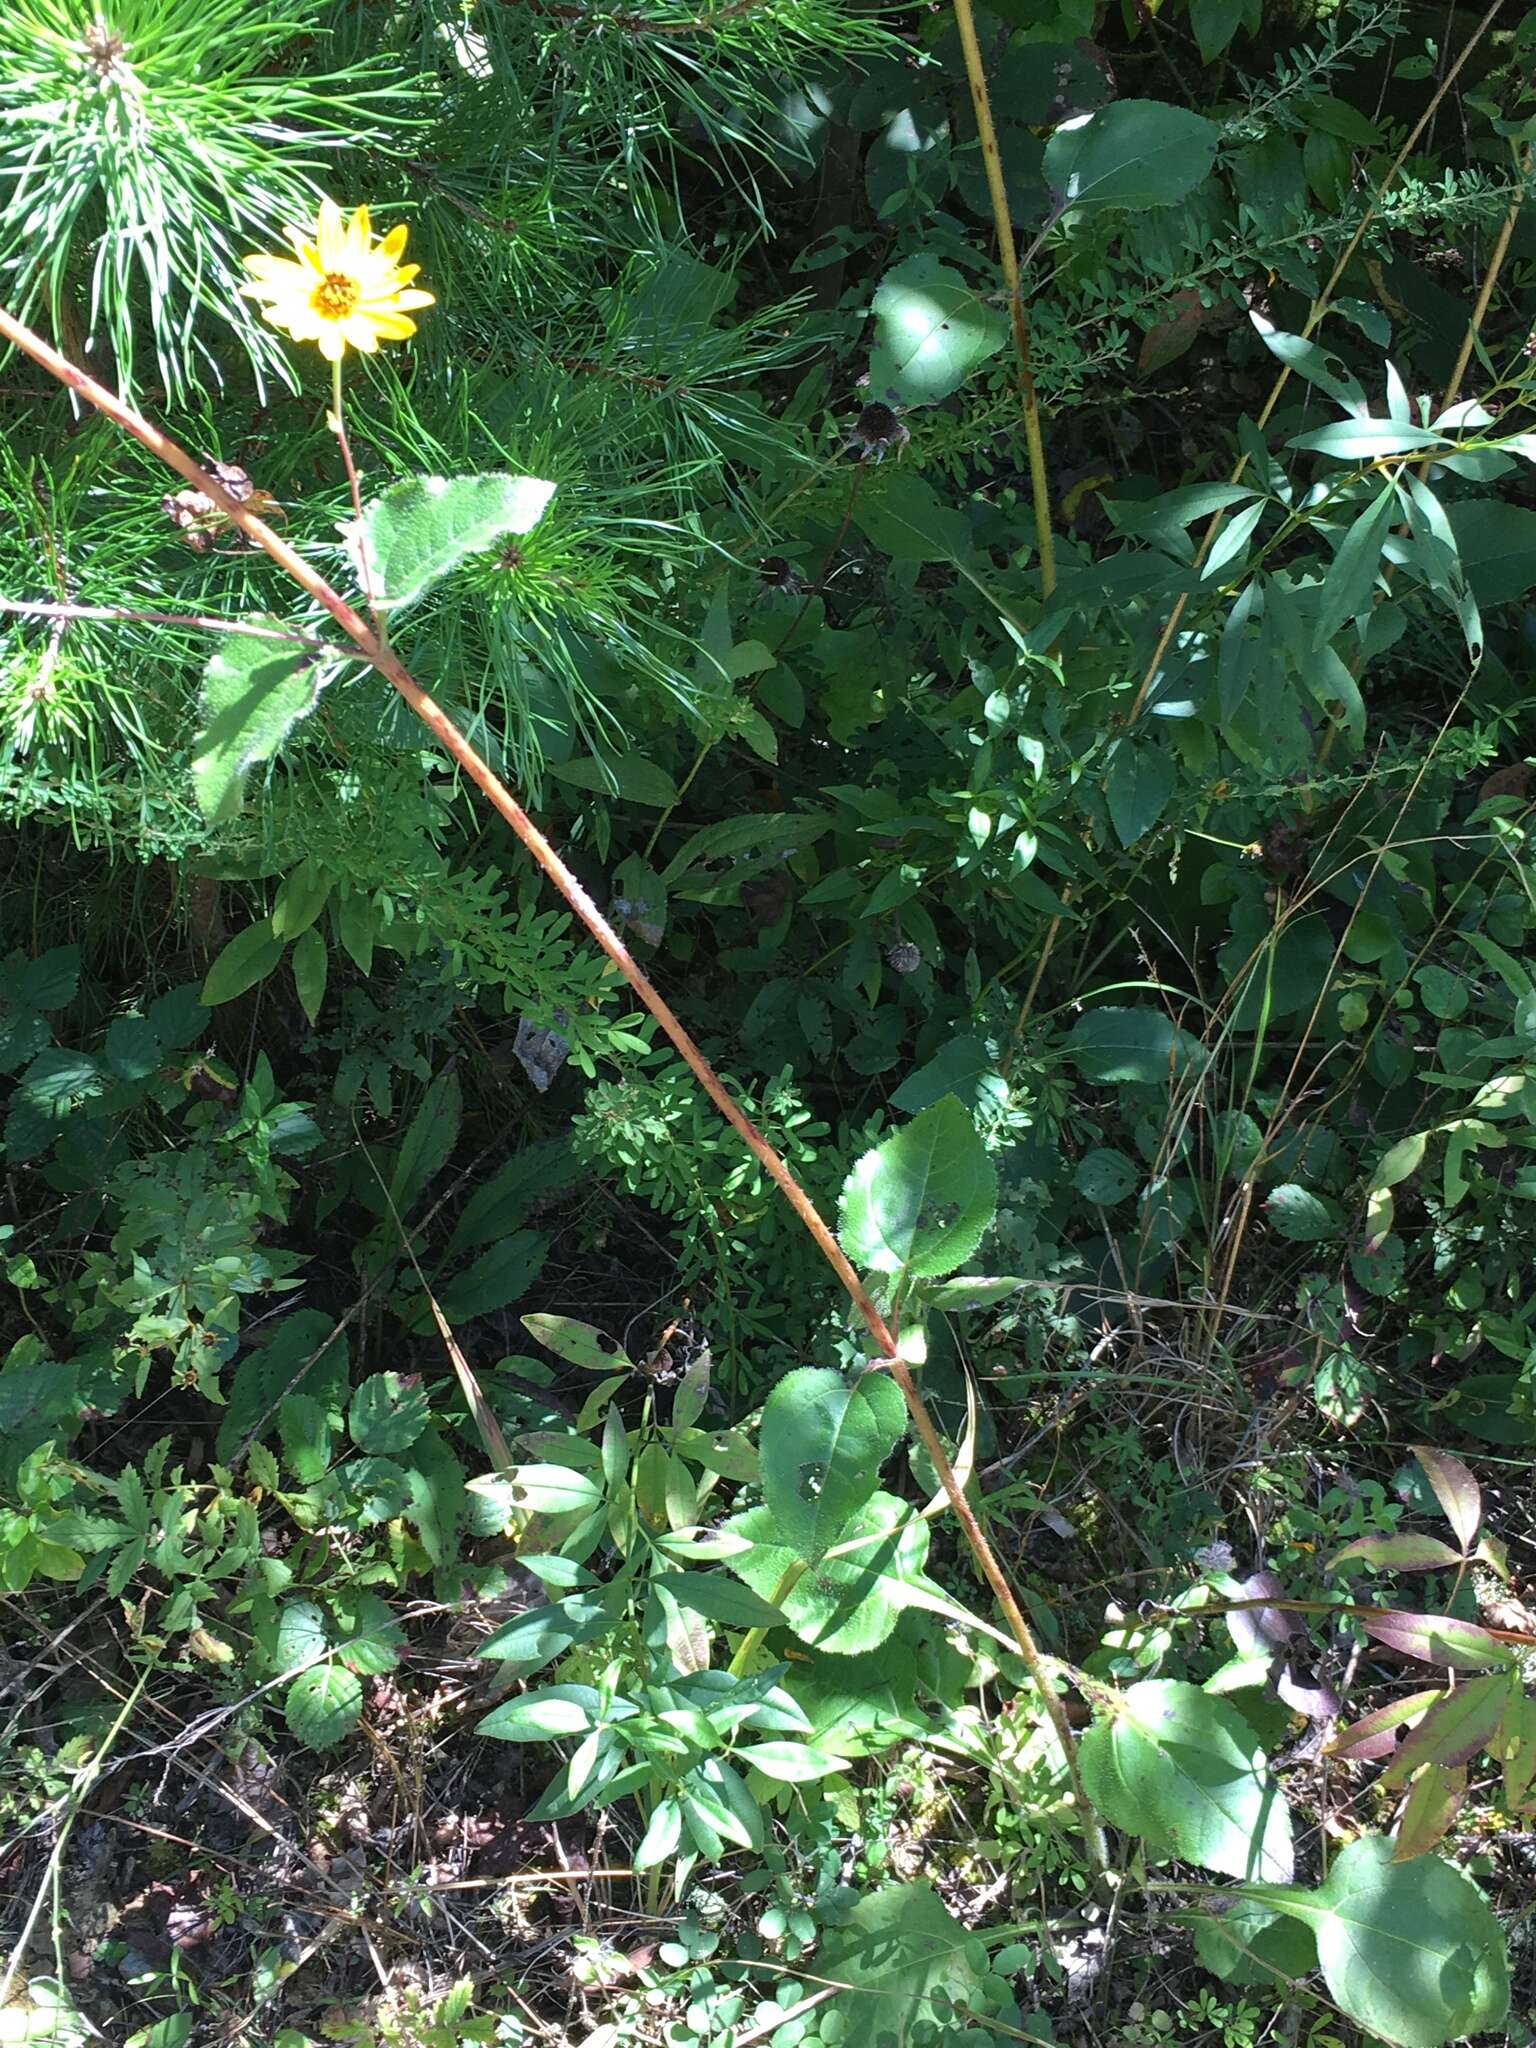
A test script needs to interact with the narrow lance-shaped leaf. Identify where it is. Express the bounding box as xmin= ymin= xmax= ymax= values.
xmin=1393 ymin=1762 xmax=1466 ymax=1863
xmin=1326 ymin=1689 xmax=1443 ymax=1762
xmin=1412 ymin=1445 xmax=1481 ymax=1549
xmin=838 ymin=1095 xmax=998 ymax=1280
xmin=1359 ymin=1607 xmax=1515 ymax=1671
xmin=1328 ymin=1533 xmax=1465 ymax=1573
xmin=1380 ymin=1673 xmax=1513 ymax=1788
xmin=1314 ymin=481 xmax=1397 ymax=648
